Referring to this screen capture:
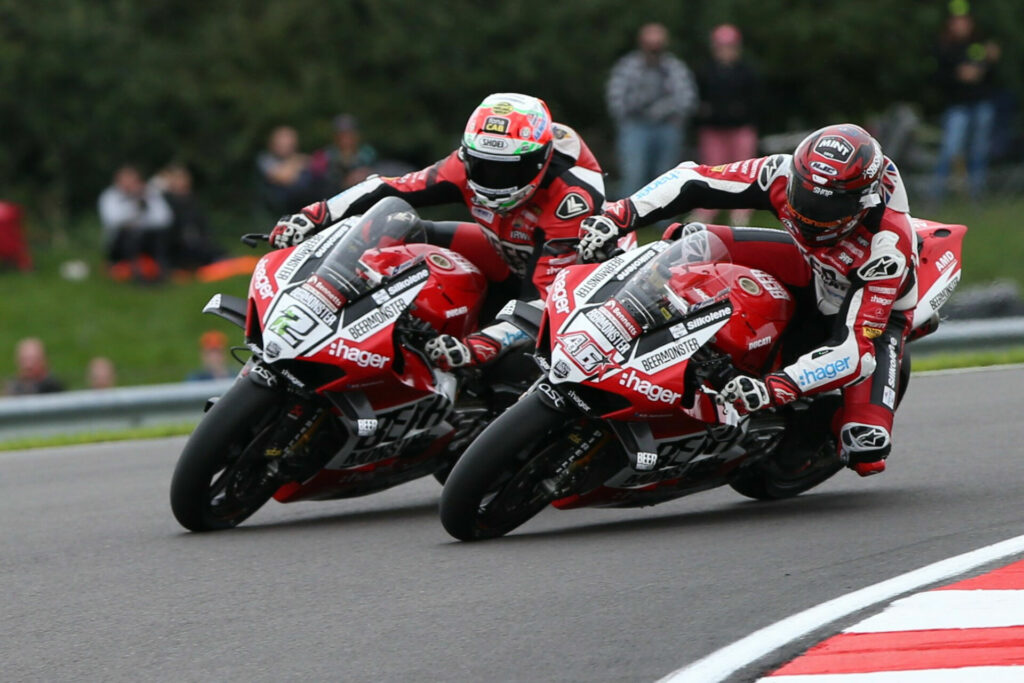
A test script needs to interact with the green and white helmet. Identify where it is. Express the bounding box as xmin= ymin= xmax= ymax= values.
xmin=460 ymin=93 xmax=554 ymax=212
